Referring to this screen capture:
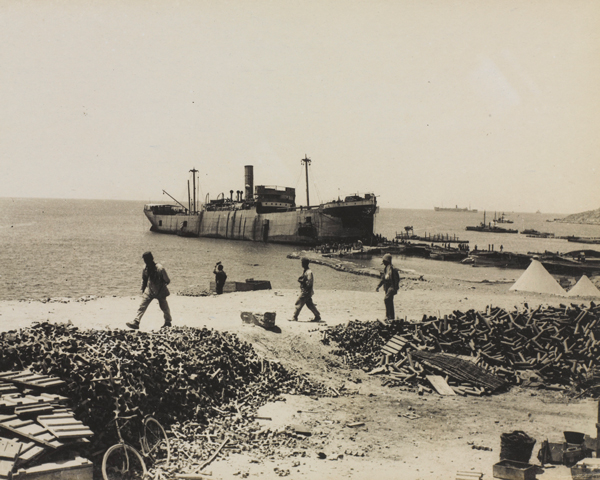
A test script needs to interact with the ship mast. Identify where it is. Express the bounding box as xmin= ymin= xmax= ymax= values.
xmin=187 ymin=180 xmax=191 ymax=213
xmin=301 ymin=155 xmax=311 ymax=207
xmin=190 ymin=168 xmax=198 ymax=213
